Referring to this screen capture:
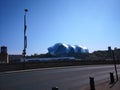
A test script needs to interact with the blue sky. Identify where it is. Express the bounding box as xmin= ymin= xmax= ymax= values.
xmin=0 ymin=0 xmax=120 ymax=55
